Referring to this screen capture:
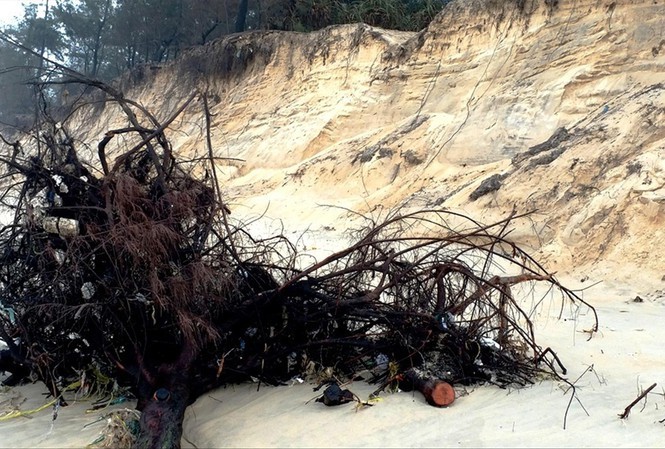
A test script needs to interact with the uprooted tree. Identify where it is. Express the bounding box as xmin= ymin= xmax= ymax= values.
xmin=0 ymin=59 xmax=597 ymax=448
